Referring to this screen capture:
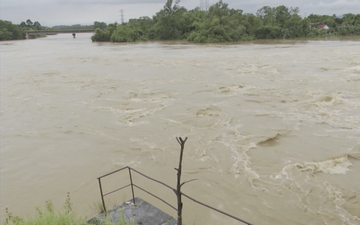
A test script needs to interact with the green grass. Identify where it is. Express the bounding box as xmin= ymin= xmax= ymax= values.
xmin=90 ymin=201 xmax=106 ymax=215
xmin=3 ymin=200 xmax=85 ymax=225
xmin=2 ymin=193 xmax=133 ymax=225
